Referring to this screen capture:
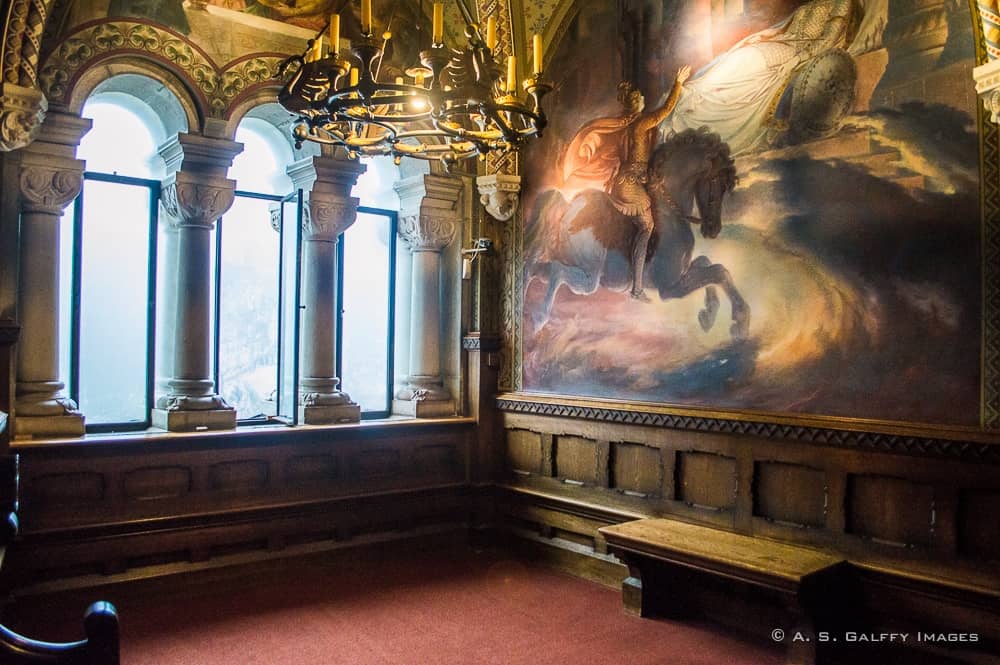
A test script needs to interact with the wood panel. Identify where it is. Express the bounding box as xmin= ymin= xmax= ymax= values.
xmin=30 ymin=472 xmax=104 ymax=504
xmin=208 ymin=460 xmax=269 ymax=493
xmin=285 ymin=454 xmax=339 ymax=485
xmin=753 ymin=462 xmax=825 ymax=528
xmin=958 ymin=489 xmax=1000 ymax=560
xmin=11 ymin=421 xmax=475 ymax=581
xmin=610 ymin=442 xmax=661 ymax=498
xmin=846 ymin=475 xmax=934 ymax=547
xmin=123 ymin=466 xmax=191 ymax=501
xmin=506 ymin=429 xmax=541 ymax=475
xmin=354 ymin=449 xmax=401 ymax=479
xmin=414 ymin=444 xmax=460 ymax=475
xmin=675 ymin=451 xmax=737 ymax=511
xmin=553 ymin=435 xmax=597 ymax=485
